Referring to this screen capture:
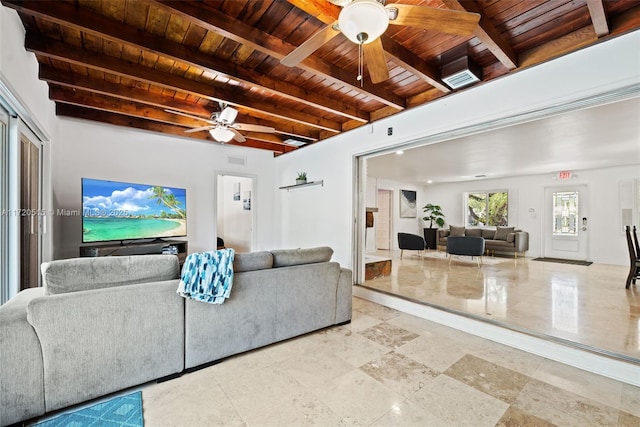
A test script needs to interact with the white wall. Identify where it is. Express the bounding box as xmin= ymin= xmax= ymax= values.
xmin=421 ymin=165 xmax=639 ymax=265
xmin=53 ymin=118 xmax=275 ymax=259
xmin=275 ymin=31 xmax=640 ymax=271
